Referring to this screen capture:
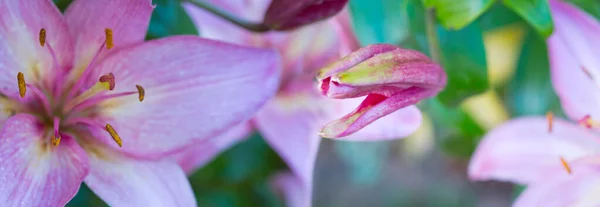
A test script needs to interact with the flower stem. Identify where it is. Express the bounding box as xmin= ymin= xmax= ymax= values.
xmin=425 ymin=9 xmax=441 ymax=63
xmin=184 ymin=0 xmax=271 ymax=32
